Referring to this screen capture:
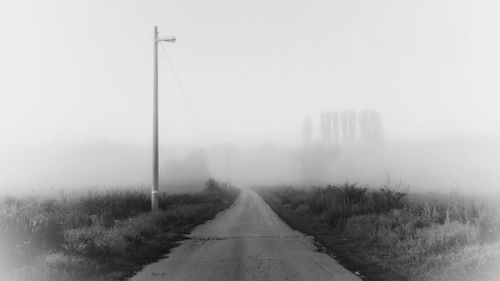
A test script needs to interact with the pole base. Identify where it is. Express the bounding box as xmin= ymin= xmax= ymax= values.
xmin=151 ymin=191 xmax=159 ymax=211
